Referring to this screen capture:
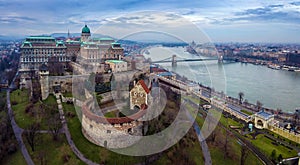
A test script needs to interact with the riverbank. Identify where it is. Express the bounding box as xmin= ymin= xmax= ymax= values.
xmin=151 ymin=62 xmax=297 ymax=124
xmin=144 ymin=45 xmax=300 ymax=113
xmin=238 ymin=58 xmax=300 ymax=72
